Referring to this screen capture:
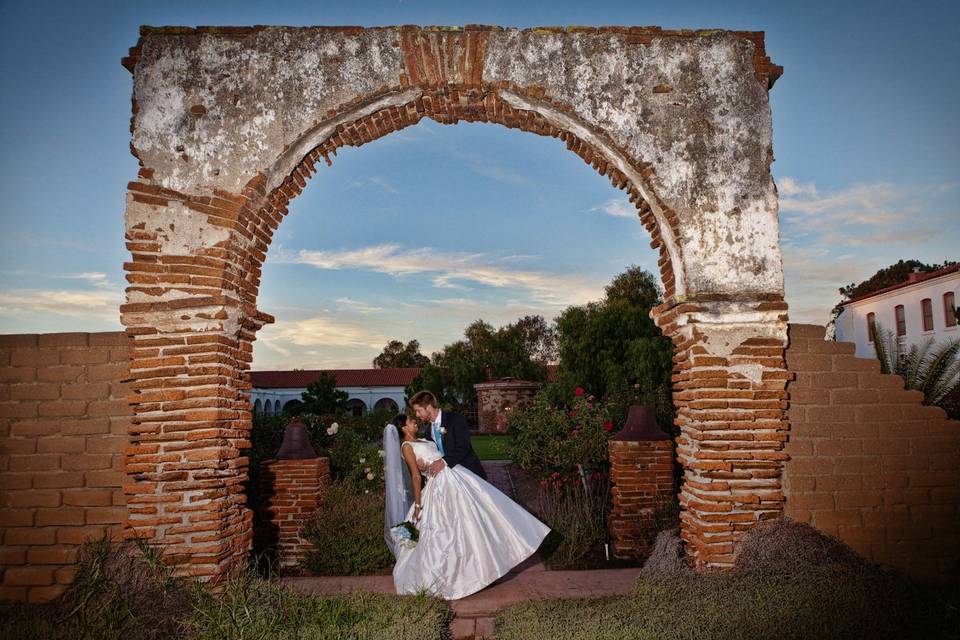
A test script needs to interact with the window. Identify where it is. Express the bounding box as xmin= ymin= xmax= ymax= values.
xmin=866 ymin=312 xmax=876 ymax=342
xmin=946 ymin=292 xmax=957 ymax=328
xmin=895 ymin=305 xmax=906 ymax=337
xmin=921 ymin=298 xmax=934 ymax=332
